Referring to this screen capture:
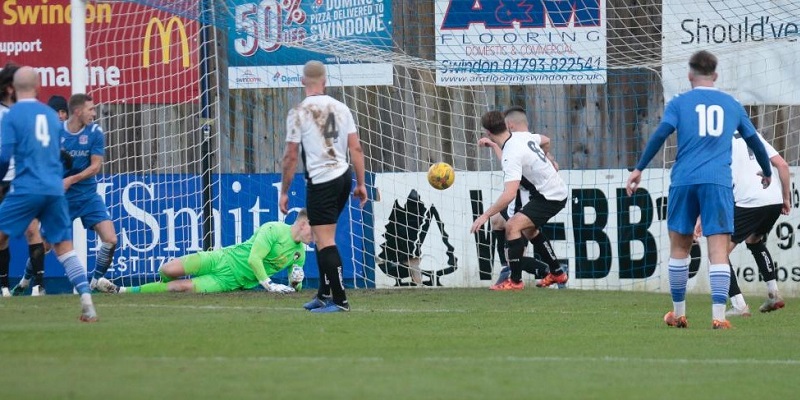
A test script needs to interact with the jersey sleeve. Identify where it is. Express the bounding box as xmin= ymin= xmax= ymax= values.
xmin=285 ymin=108 xmax=301 ymax=143
xmin=247 ymin=224 xmax=277 ymax=282
xmin=342 ymin=106 xmax=357 ymax=135
xmin=91 ymin=125 xmax=105 ymax=157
